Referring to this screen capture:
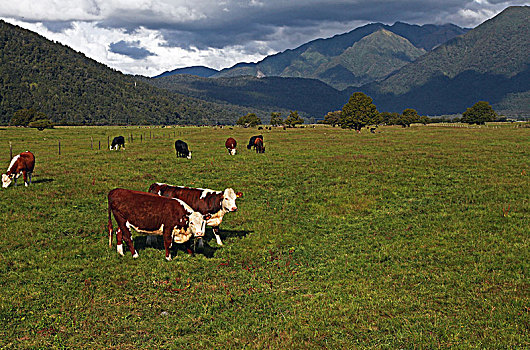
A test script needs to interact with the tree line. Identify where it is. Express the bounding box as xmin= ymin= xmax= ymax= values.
xmin=321 ymin=92 xmax=501 ymax=131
